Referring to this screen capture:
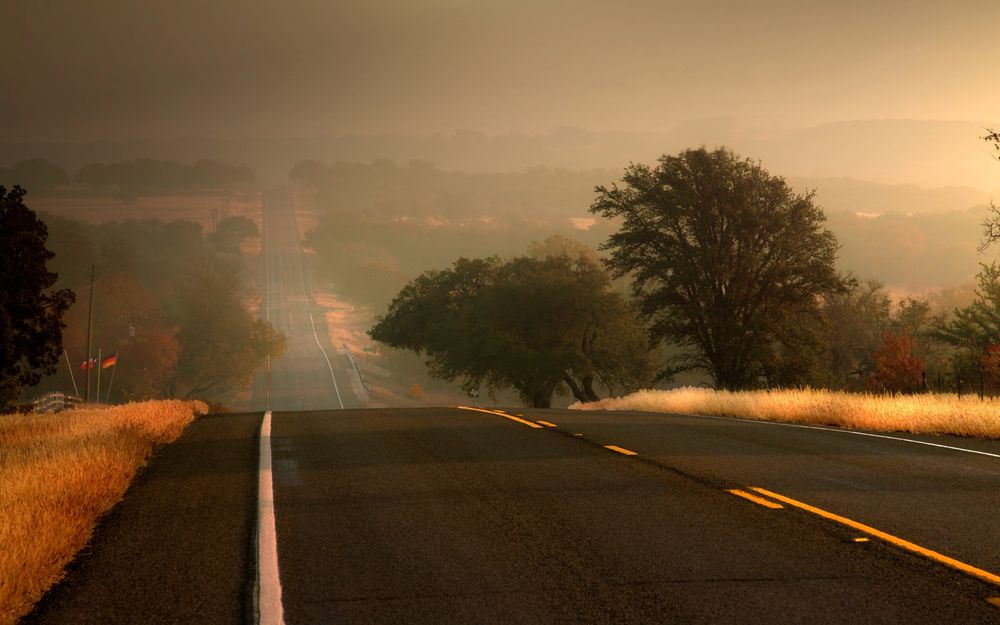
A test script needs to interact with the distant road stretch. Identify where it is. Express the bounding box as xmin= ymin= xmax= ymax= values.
xmin=250 ymin=189 xmax=362 ymax=412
